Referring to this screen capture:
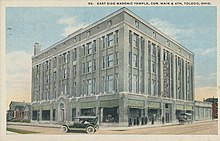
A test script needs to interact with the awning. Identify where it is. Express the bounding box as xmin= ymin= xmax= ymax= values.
xmin=80 ymin=101 xmax=96 ymax=109
xmin=176 ymin=105 xmax=184 ymax=110
xmin=148 ymin=102 xmax=160 ymax=109
xmin=128 ymin=99 xmax=145 ymax=108
xmin=100 ymin=100 xmax=119 ymax=108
